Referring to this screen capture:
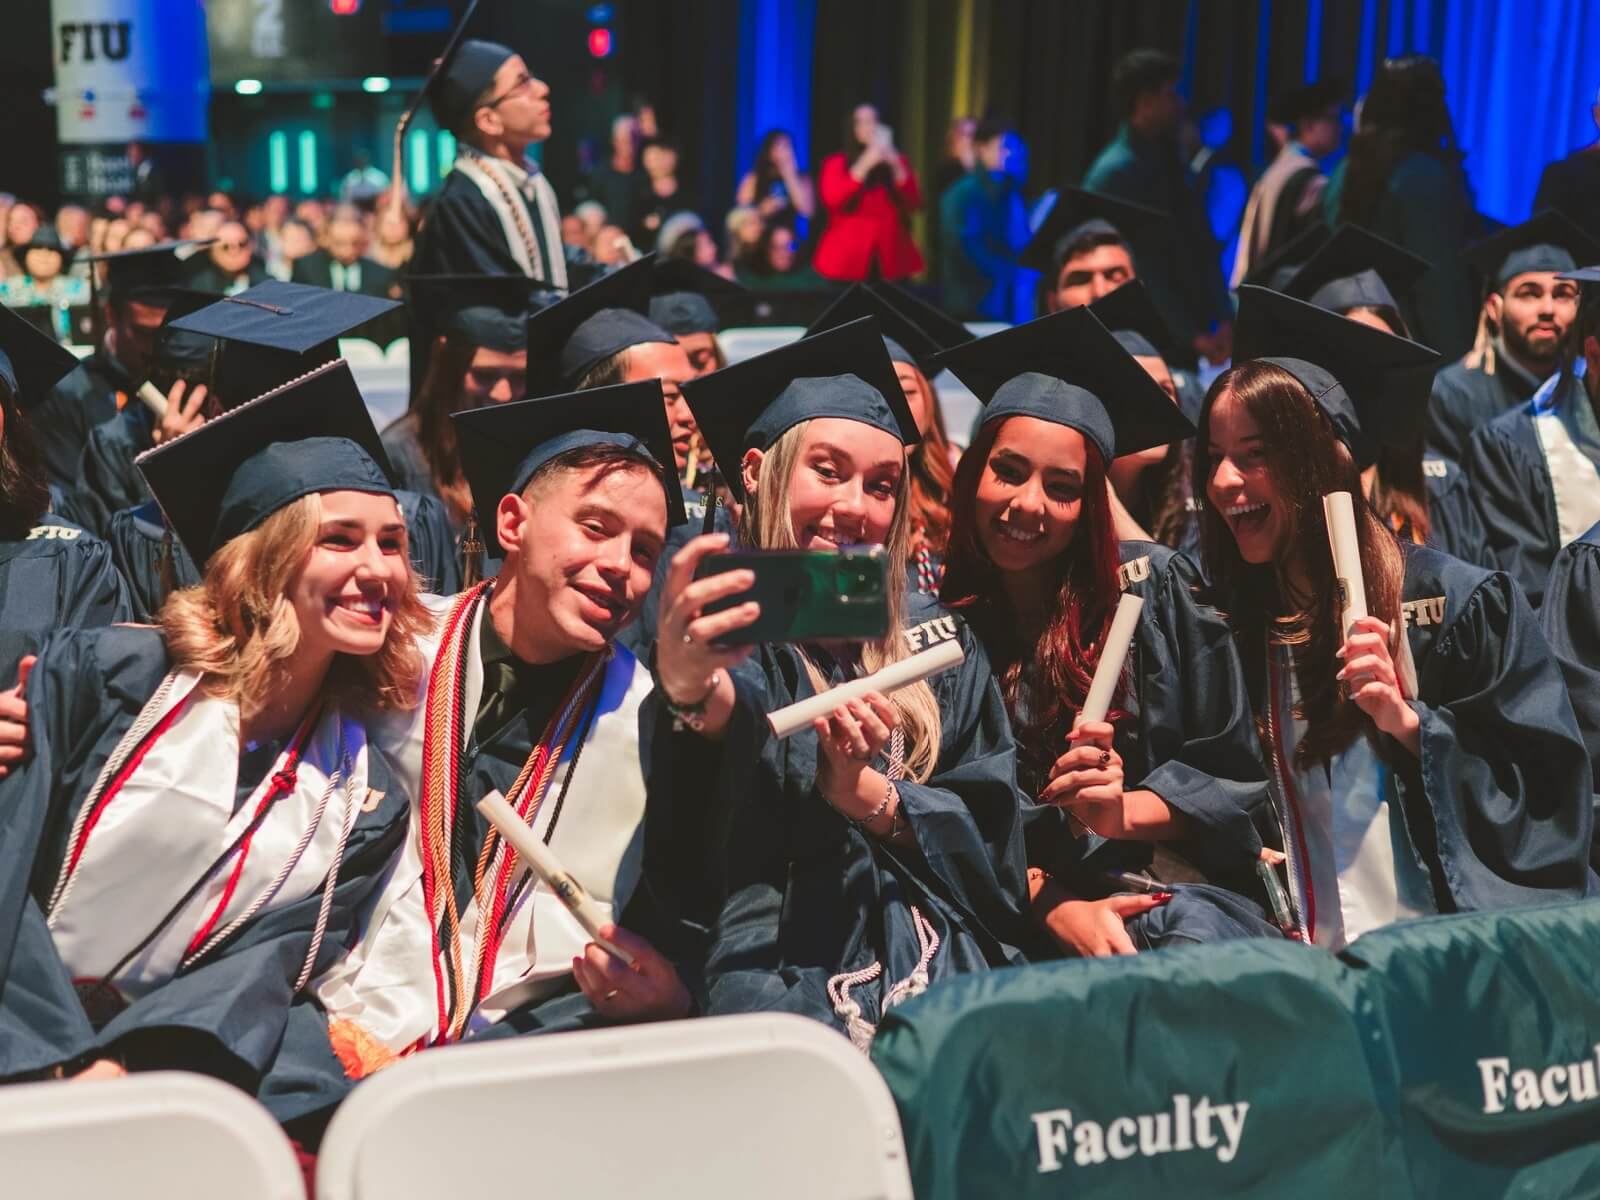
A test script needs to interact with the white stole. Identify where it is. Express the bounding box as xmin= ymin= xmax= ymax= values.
xmin=315 ymin=596 xmax=649 ymax=1049
xmin=50 ymin=672 xmax=366 ymax=998
xmin=451 ymin=153 xmax=568 ymax=290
